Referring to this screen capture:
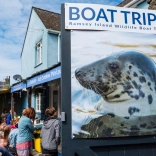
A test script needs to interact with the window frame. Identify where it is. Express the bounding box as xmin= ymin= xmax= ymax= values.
xmin=36 ymin=41 xmax=42 ymax=66
xmin=36 ymin=93 xmax=41 ymax=113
